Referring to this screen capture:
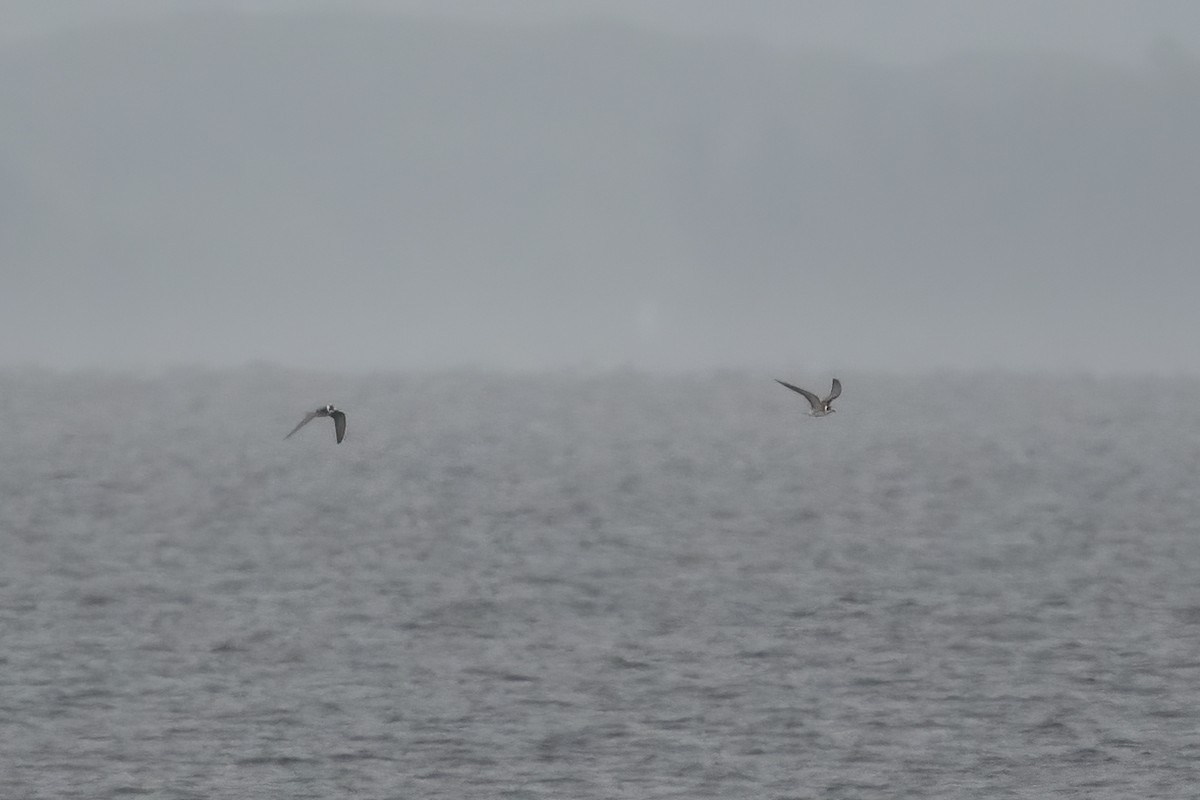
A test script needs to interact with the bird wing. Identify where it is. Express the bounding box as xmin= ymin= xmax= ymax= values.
xmin=284 ymin=411 xmax=318 ymax=439
xmin=824 ymin=378 xmax=842 ymax=403
xmin=774 ymin=378 xmax=821 ymax=411
xmin=332 ymin=410 xmax=346 ymax=444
